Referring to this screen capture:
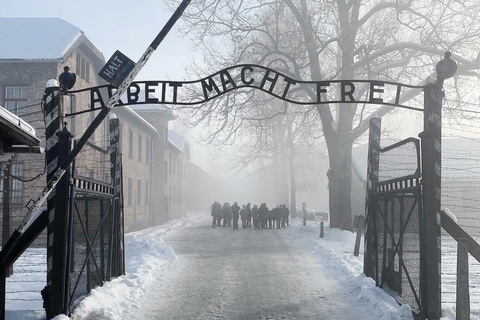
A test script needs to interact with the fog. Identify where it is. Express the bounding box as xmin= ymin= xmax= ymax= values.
xmin=185 ymin=130 xmax=330 ymax=213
